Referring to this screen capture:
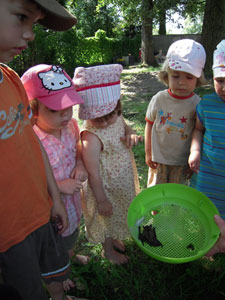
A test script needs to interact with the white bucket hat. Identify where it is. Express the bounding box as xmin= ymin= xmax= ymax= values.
xmin=212 ymin=40 xmax=225 ymax=78
xmin=166 ymin=39 xmax=206 ymax=78
xmin=73 ymin=64 xmax=123 ymax=120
